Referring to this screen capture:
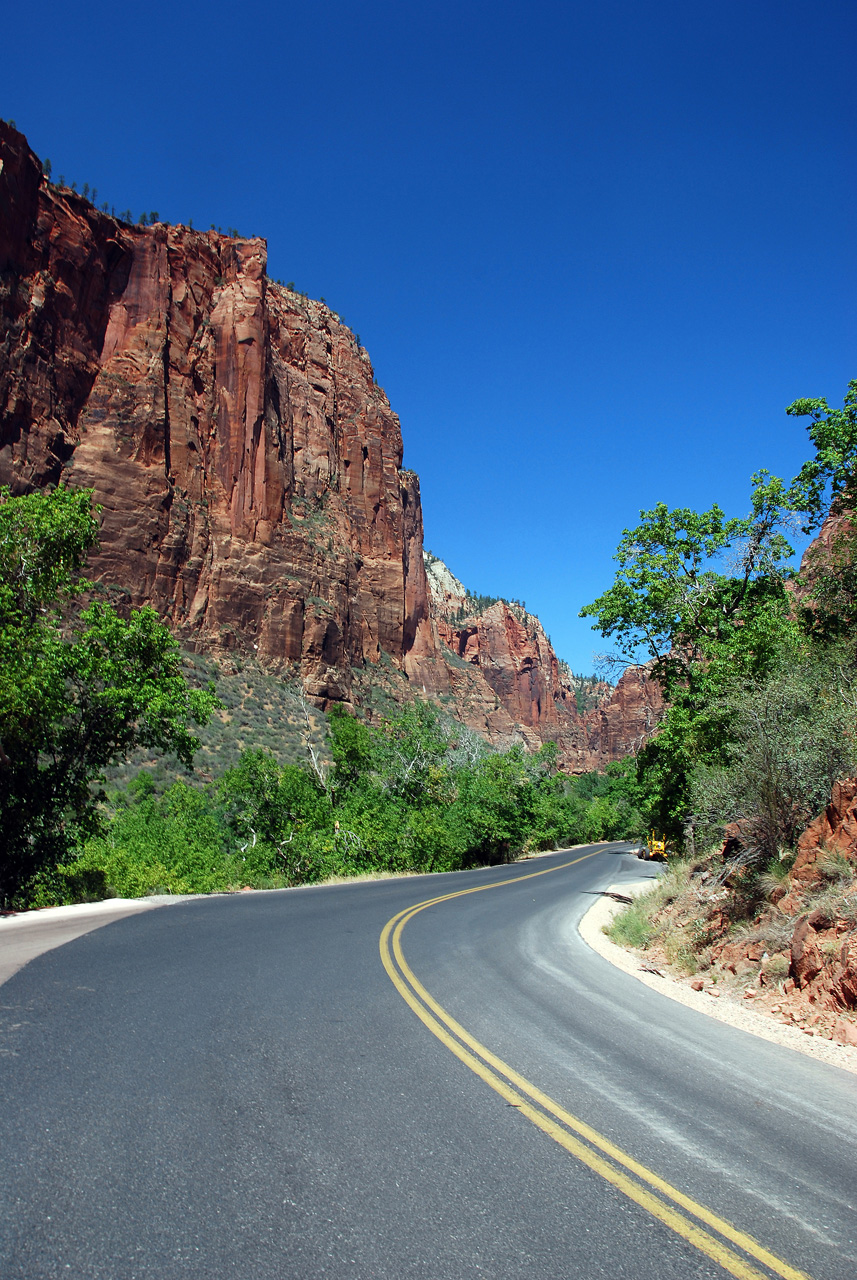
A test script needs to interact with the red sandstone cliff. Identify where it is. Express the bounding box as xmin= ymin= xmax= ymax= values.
xmin=0 ymin=122 xmax=662 ymax=768
xmin=0 ymin=121 xmax=441 ymax=708
xmin=580 ymin=664 xmax=664 ymax=769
